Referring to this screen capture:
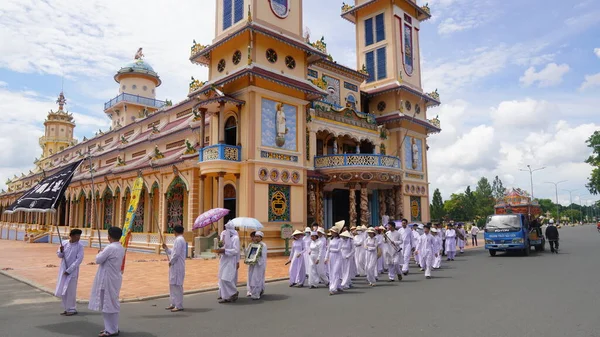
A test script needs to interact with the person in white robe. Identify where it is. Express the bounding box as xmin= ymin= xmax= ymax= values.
xmin=246 ymin=231 xmax=267 ymax=300
xmin=411 ymin=225 xmax=421 ymax=267
xmin=349 ymin=227 xmax=358 ymax=277
xmin=457 ymin=224 xmax=466 ymax=253
xmin=163 ymin=225 xmax=186 ymax=312
xmin=364 ymin=228 xmax=379 ymax=286
xmin=386 ymin=222 xmax=403 ymax=282
xmin=375 ymin=227 xmax=385 ymax=275
xmin=398 ymin=219 xmax=413 ymax=275
xmin=445 ymin=224 xmax=457 ymax=261
xmin=353 ymin=226 xmax=366 ymax=276
xmin=415 ymin=225 xmax=437 ymax=279
xmin=216 ymin=222 xmax=240 ymax=303
xmin=325 ymin=227 xmax=343 ymax=295
xmin=316 ymin=227 xmax=329 ymax=284
xmin=288 ymin=230 xmax=306 ymax=287
xmin=303 ymin=227 xmax=312 ymax=277
xmin=340 ymin=231 xmax=355 ymax=289
xmin=432 ymin=227 xmax=443 ymax=269
xmin=88 ymin=227 xmax=125 ymax=337
xmin=307 ymin=232 xmax=322 ymax=288
xmin=55 ymin=229 xmax=84 ymax=316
